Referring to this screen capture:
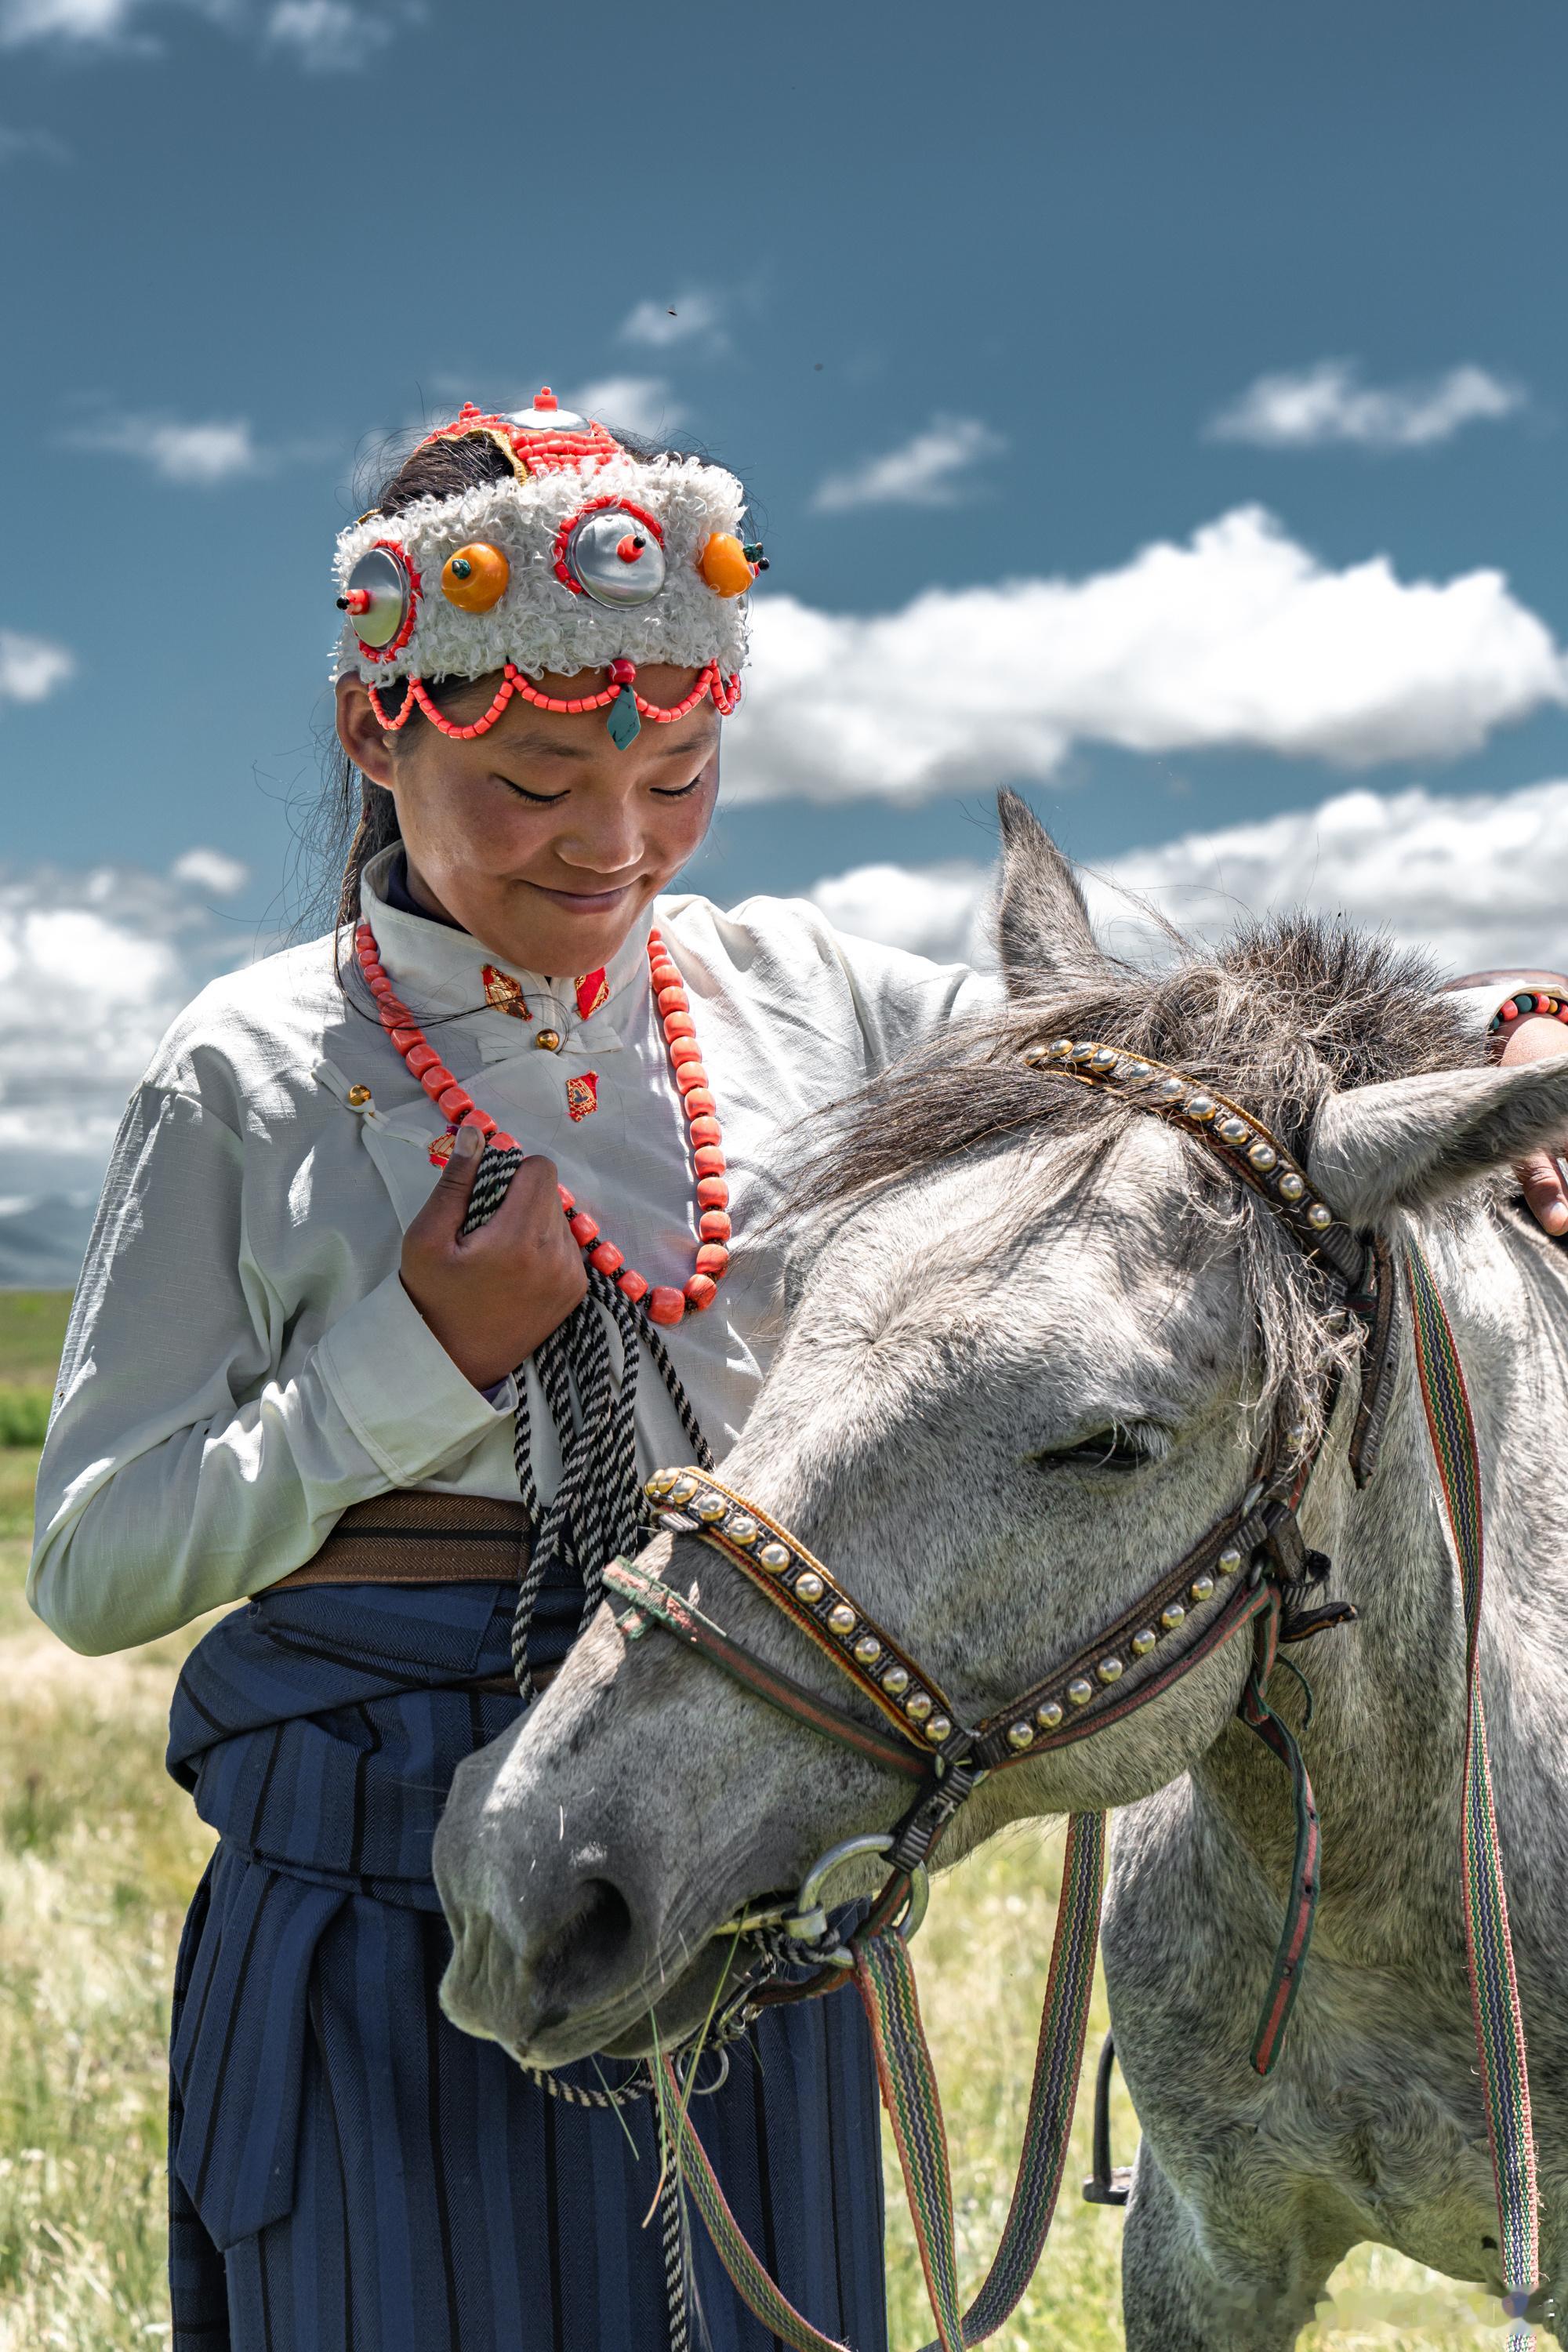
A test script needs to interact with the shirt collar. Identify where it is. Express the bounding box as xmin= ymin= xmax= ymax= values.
xmin=358 ymin=846 xmax=657 ymax=1054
